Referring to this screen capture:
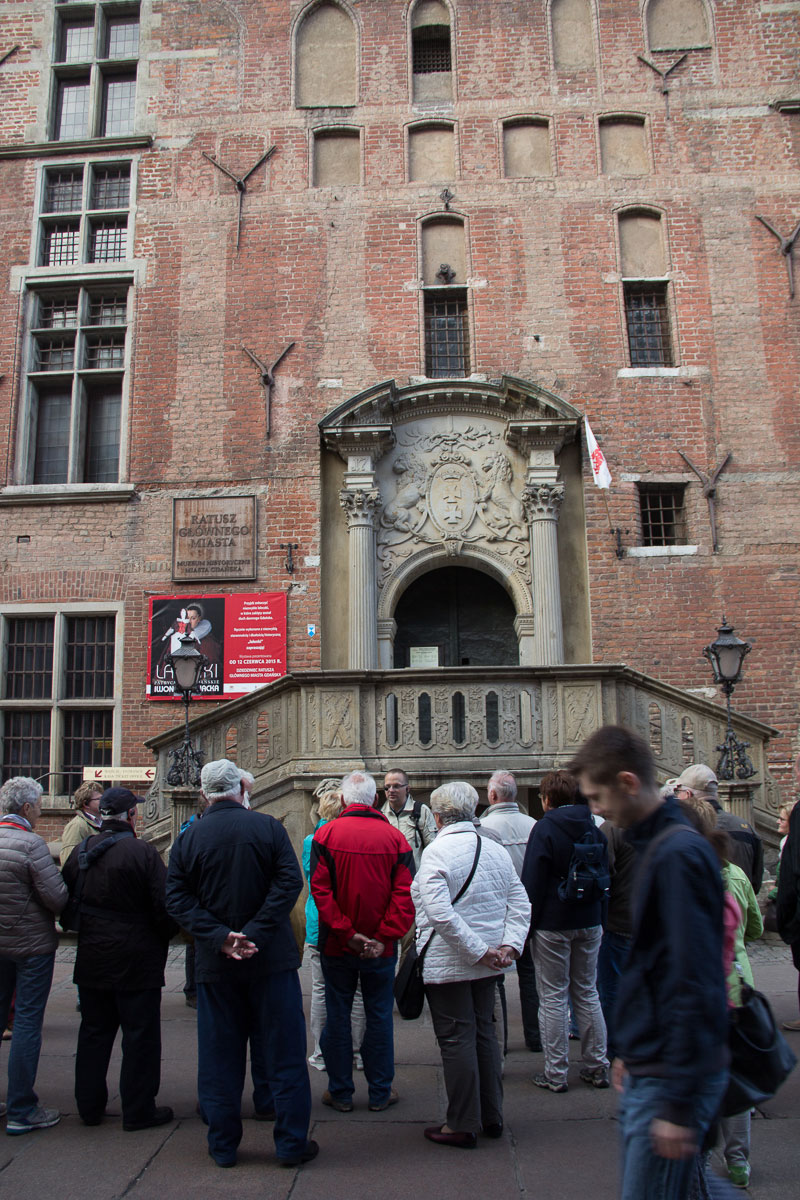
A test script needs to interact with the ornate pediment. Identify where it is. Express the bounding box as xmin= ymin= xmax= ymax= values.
xmin=319 ymin=376 xmax=582 ymax=460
